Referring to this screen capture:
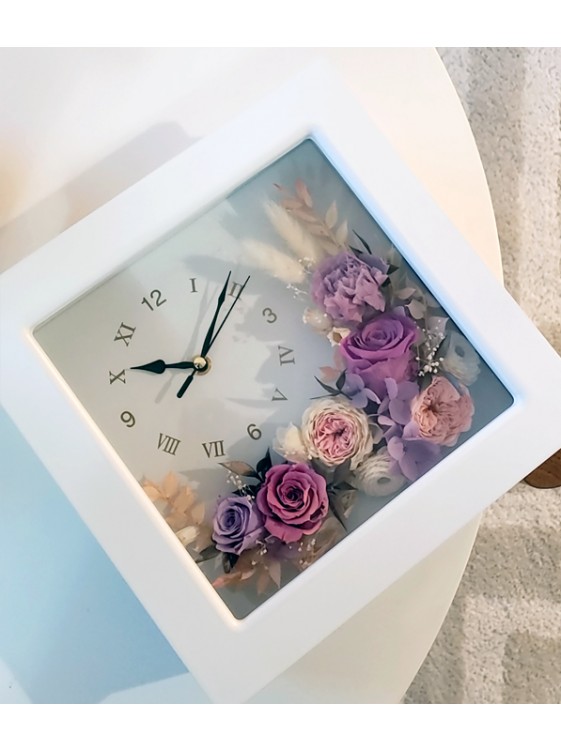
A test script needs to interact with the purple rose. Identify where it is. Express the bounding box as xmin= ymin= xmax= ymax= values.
xmin=311 ymin=251 xmax=388 ymax=324
xmin=340 ymin=311 xmax=419 ymax=398
xmin=256 ymin=463 xmax=329 ymax=543
xmin=212 ymin=495 xmax=265 ymax=555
